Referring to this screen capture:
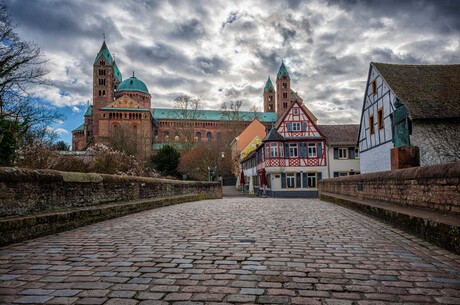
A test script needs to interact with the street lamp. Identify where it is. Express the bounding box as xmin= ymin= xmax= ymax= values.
xmin=216 ymin=151 xmax=225 ymax=182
